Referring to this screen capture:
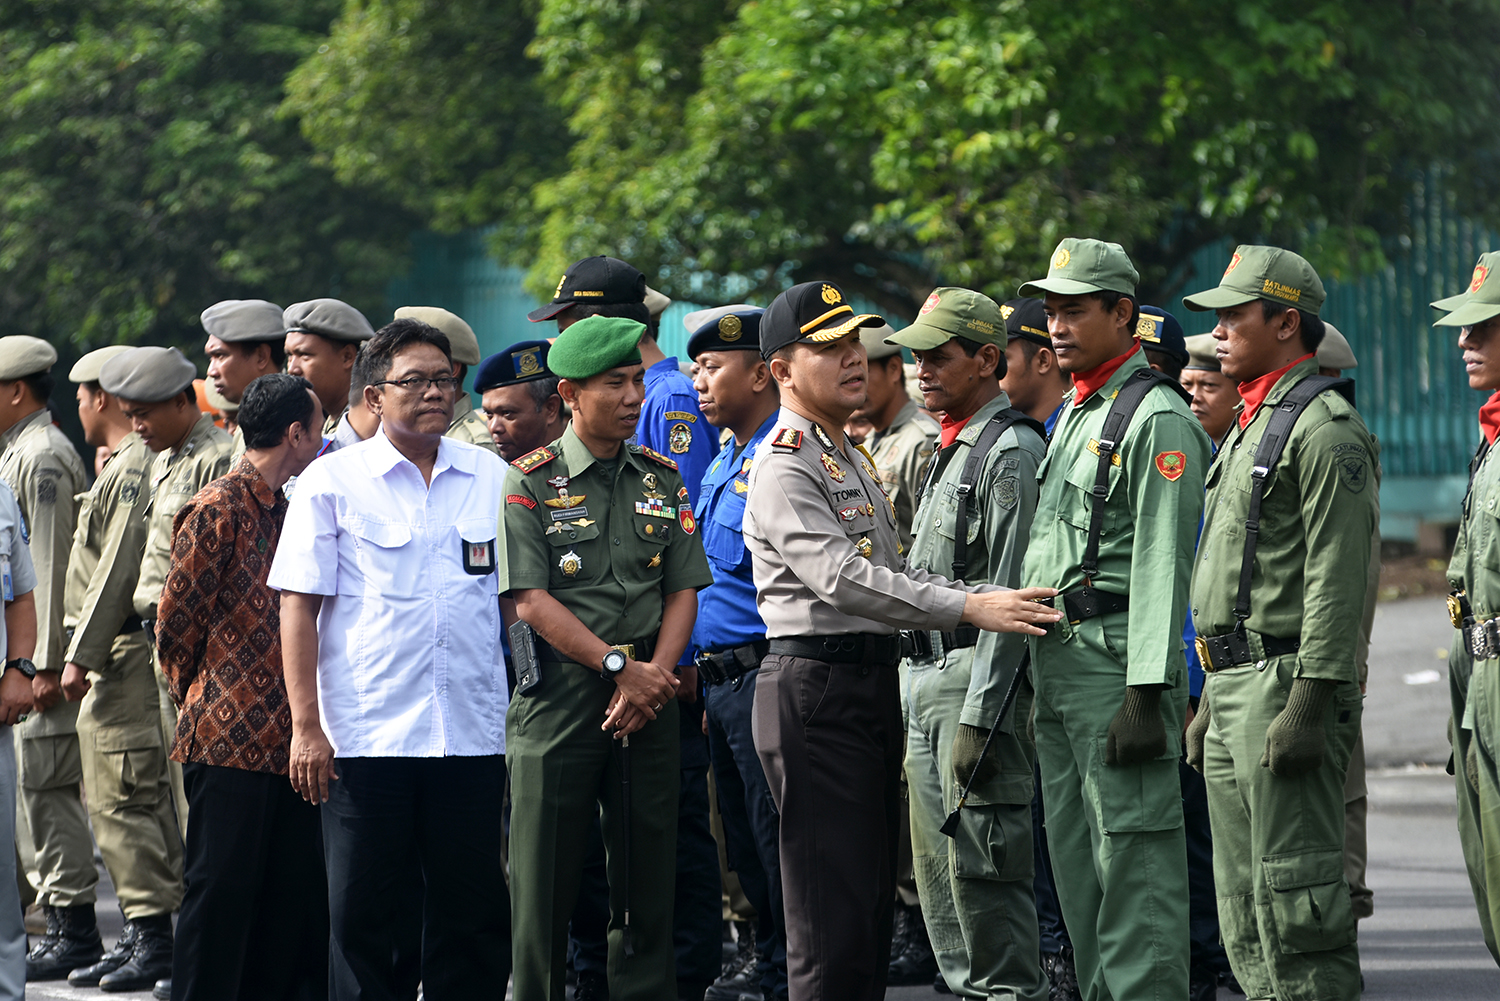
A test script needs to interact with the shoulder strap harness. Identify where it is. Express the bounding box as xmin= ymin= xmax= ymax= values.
xmin=949 ymin=409 xmax=1045 ymax=581
xmin=1230 ymin=374 xmax=1354 ymax=630
xmin=1079 ymin=368 xmax=1191 ymax=583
